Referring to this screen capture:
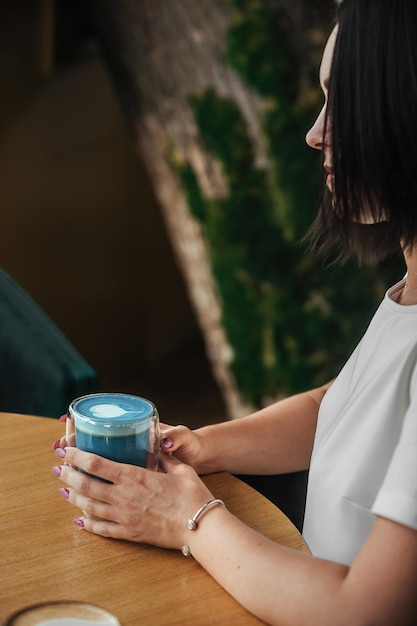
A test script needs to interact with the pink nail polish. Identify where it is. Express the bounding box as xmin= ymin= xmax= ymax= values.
xmin=52 ymin=466 xmax=62 ymax=477
xmin=162 ymin=438 xmax=173 ymax=449
xmin=73 ymin=519 xmax=84 ymax=528
xmin=59 ymin=487 xmax=69 ymax=499
xmin=55 ymin=447 xmax=66 ymax=459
